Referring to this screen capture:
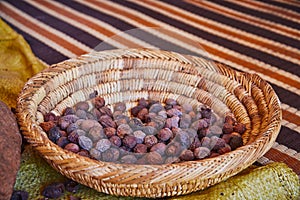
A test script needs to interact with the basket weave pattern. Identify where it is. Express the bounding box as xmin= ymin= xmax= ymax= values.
xmin=17 ymin=49 xmax=281 ymax=197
